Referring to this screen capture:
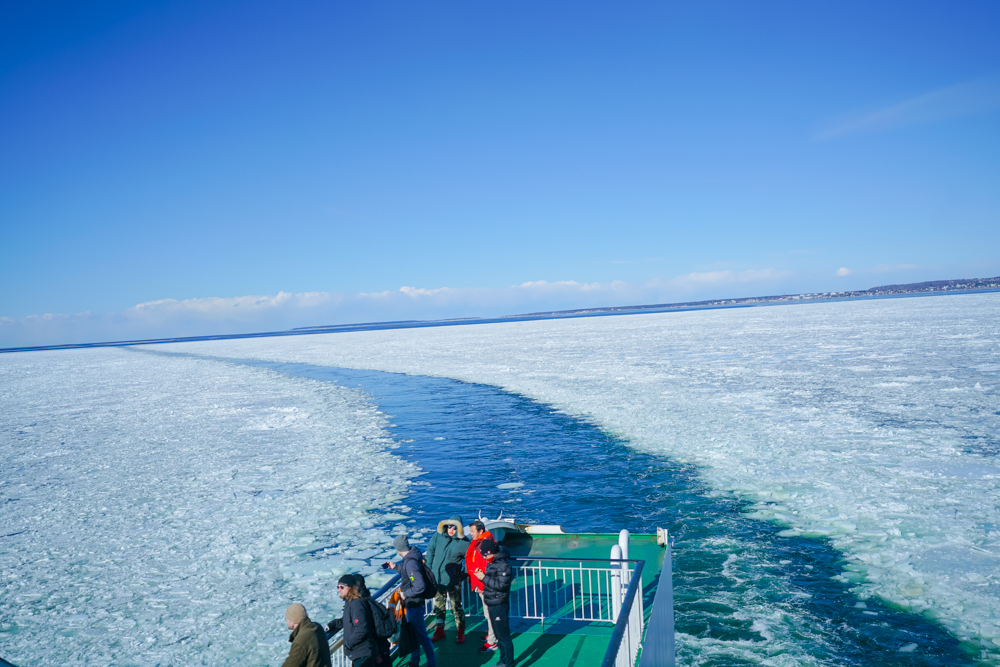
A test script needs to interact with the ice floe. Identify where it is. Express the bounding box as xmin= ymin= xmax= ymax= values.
xmin=0 ymin=348 xmax=418 ymax=666
xmin=158 ymin=293 xmax=1000 ymax=658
